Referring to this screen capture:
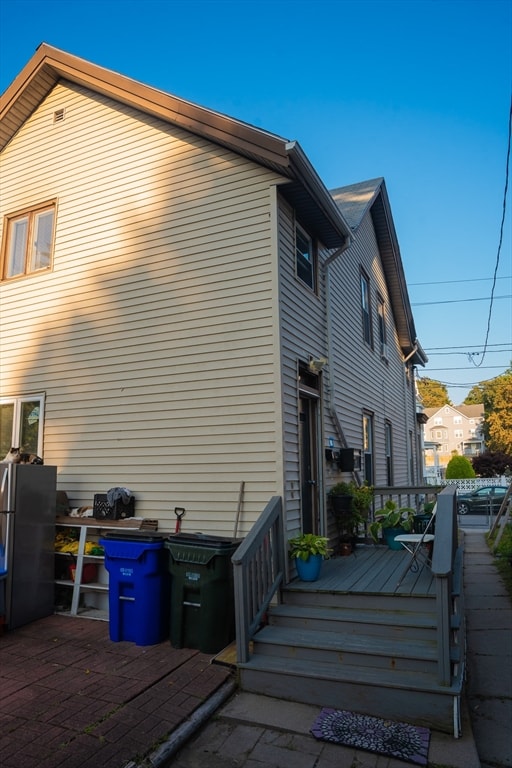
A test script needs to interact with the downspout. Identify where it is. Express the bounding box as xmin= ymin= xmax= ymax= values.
xmin=402 ymin=343 xmax=418 ymax=483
